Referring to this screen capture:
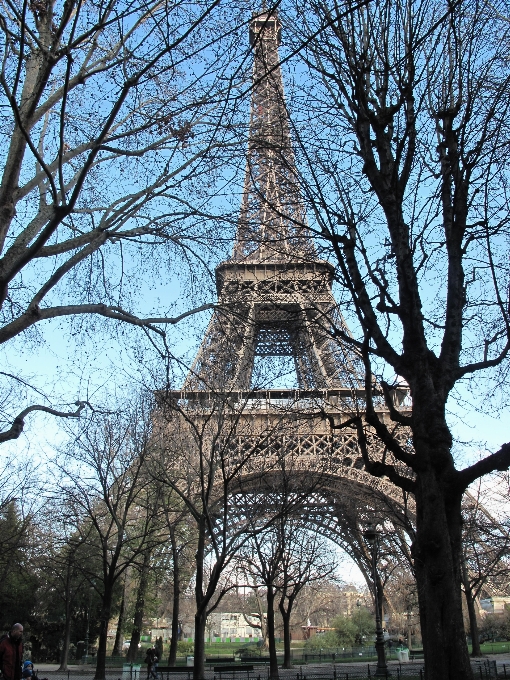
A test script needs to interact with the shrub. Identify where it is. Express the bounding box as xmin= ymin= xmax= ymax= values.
xmin=177 ymin=641 xmax=194 ymax=654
